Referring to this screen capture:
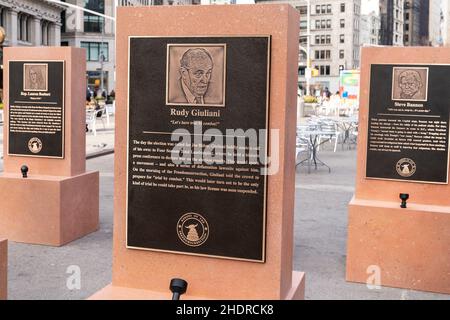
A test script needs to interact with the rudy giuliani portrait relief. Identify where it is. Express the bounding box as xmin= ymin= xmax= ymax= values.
xmin=392 ymin=67 xmax=428 ymax=101
xmin=24 ymin=63 xmax=48 ymax=92
xmin=167 ymin=44 xmax=226 ymax=107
